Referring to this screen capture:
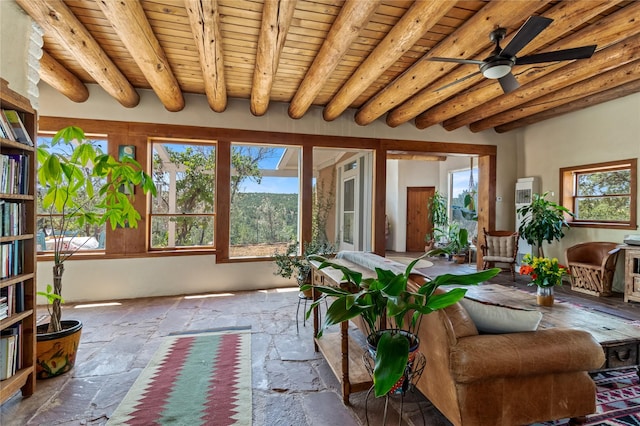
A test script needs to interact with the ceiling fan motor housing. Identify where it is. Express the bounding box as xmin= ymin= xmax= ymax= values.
xmin=480 ymin=58 xmax=514 ymax=79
